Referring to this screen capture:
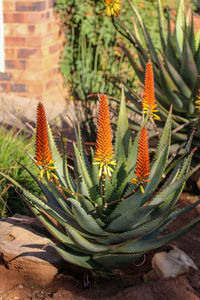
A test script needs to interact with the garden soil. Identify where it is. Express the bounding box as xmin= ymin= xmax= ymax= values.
xmin=0 ymin=193 xmax=199 ymax=300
